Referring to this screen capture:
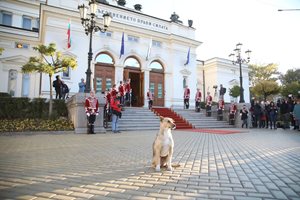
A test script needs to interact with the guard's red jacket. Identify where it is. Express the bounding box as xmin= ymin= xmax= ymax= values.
xmin=195 ymin=91 xmax=202 ymax=101
xmin=206 ymin=95 xmax=212 ymax=105
xmin=184 ymin=88 xmax=190 ymax=99
xmin=85 ymin=96 xmax=99 ymax=115
xmin=147 ymin=91 xmax=153 ymax=100
xmin=230 ymin=104 xmax=237 ymax=114
xmin=218 ymin=99 xmax=225 ymax=110
xmin=118 ymin=84 xmax=124 ymax=96
xmin=125 ymin=83 xmax=131 ymax=93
